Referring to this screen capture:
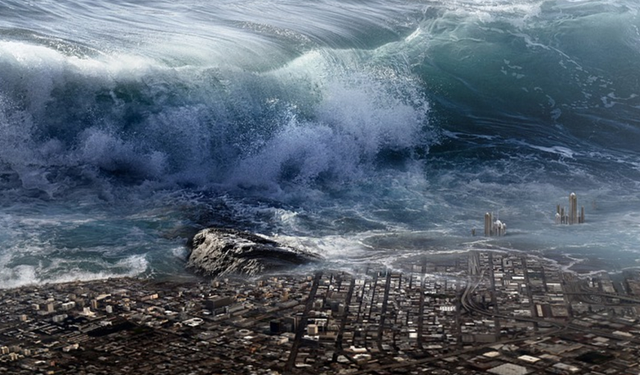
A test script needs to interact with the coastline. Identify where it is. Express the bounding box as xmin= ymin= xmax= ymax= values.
xmin=3 ymin=250 xmax=640 ymax=374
